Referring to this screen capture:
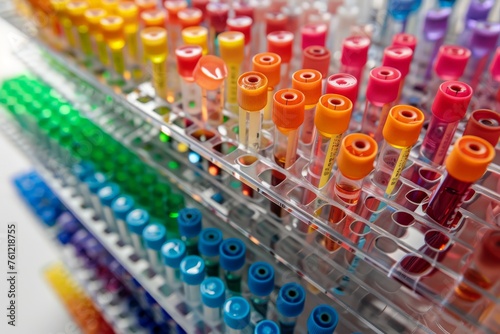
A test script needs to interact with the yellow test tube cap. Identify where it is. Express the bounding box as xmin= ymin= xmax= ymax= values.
xmin=66 ymin=0 xmax=89 ymax=27
xmin=101 ymin=0 xmax=119 ymax=14
xmin=50 ymin=0 xmax=70 ymax=13
xmin=338 ymin=134 xmax=378 ymax=180
xmin=291 ymin=69 xmax=322 ymax=106
xmin=100 ymin=15 xmax=125 ymax=46
xmin=252 ymin=52 xmax=281 ymax=89
xmin=85 ymin=8 xmax=107 ymax=34
xmin=141 ymin=27 xmax=167 ymax=58
xmin=117 ymin=2 xmax=139 ymax=26
xmin=273 ymin=89 xmax=305 ymax=130
xmin=315 ymin=94 xmax=353 ymax=136
xmin=182 ymin=26 xmax=208 ymax=54
xmin=237 ymin=72 xmax=269 ymax=112
xmin=382 ymin=105 xmax=424 ymax=148
xmin=445 ymin=136 xmax=495 ymax=183
xmin=141 ymin=9 xmax=166 ymax=28
xmin=218 ymin=31 xmax=245 ymax=63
